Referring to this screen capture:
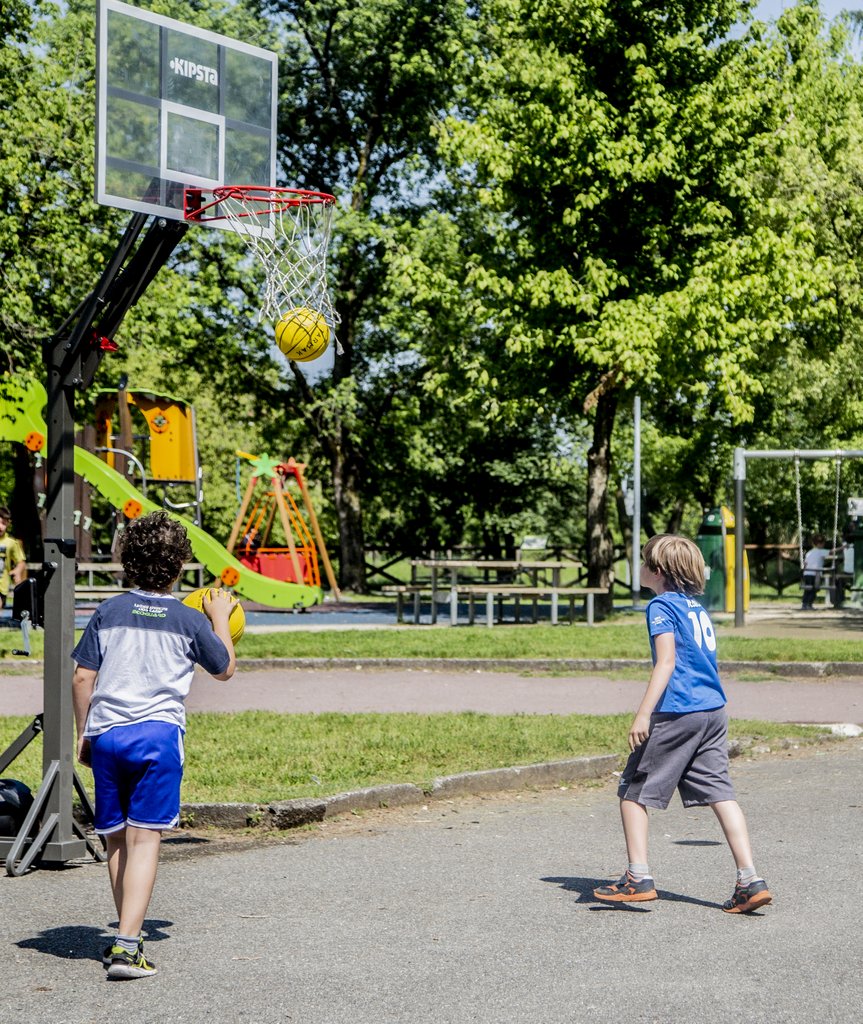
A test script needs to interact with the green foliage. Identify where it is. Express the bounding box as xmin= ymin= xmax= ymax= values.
xmin=249 ymin=0 xmax=576 ymax=569
xmin=0 ymin=0 xmax=301 ymax=550
xmin=0 ymin=2 xmax=121 ymax=372
xmin=433 ymin=2 xmax=791 ymax=415
xmin=719 ymin=7 xmax=863 ymax=544
xmin=390 ymin=1 xmax=863 ymax=560
xmin=9 ymin=0 xmax=863 ymax=569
